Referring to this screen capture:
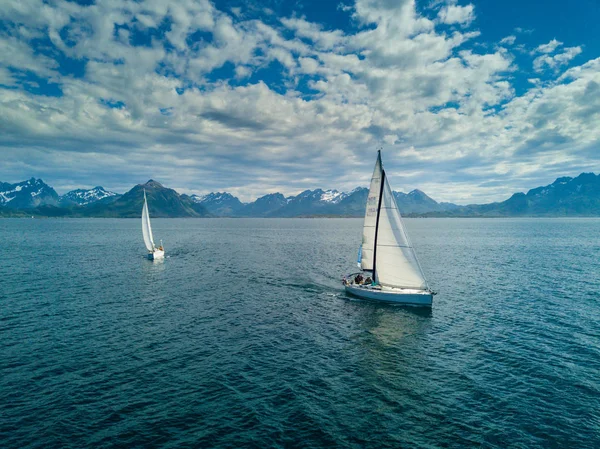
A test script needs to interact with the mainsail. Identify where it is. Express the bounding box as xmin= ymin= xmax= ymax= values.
xmin=360 ymin=152 xmax=428 ymax=290
xmin=360 ymin=151 xmax=382 ymax=272
xmin=142 ymin=191 xmax=155 ymax=252
xmin=374 ymin=174 xmax=428 ymax=289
